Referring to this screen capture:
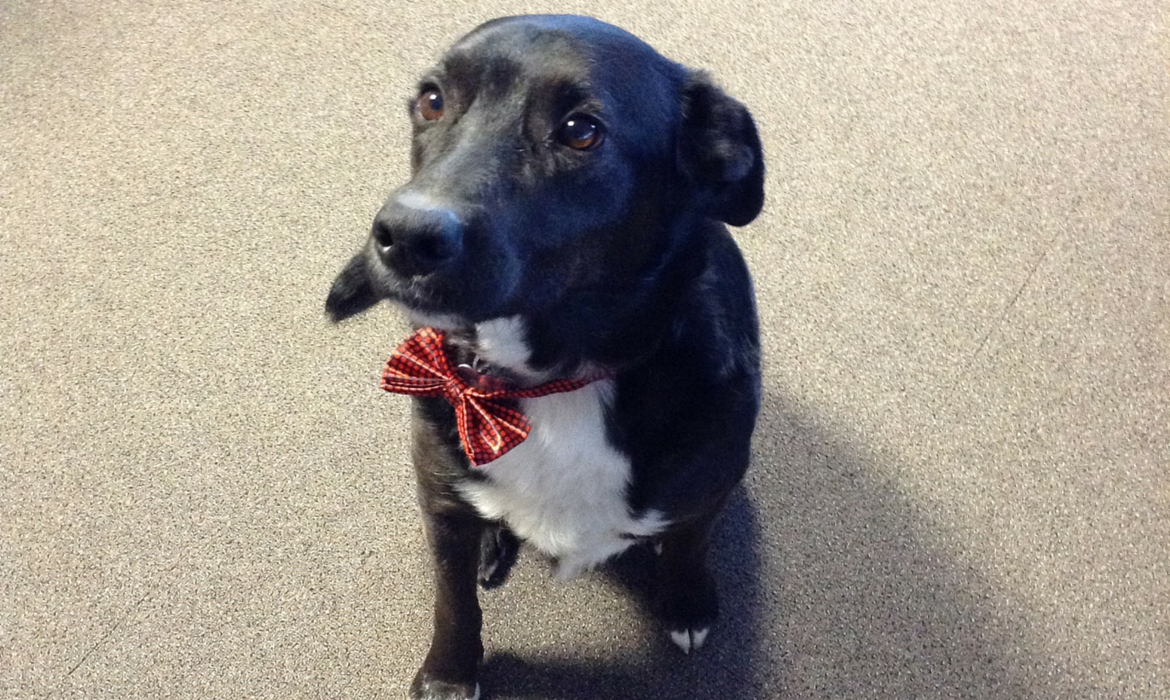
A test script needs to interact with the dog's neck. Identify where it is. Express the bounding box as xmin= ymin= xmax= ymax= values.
xmin=445 ymin=316 xmax=563 ymax=386
xmin=400 ymin=313 xmax=585 ymax=387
